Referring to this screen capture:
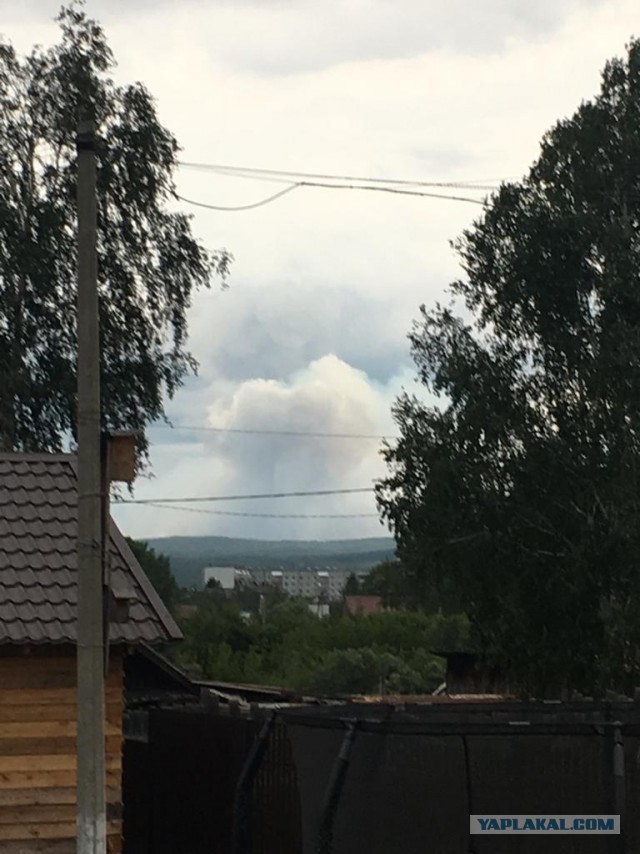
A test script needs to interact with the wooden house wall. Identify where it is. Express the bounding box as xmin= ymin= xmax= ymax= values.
xmin=0 ymin=649 xmax=123 ymax=854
